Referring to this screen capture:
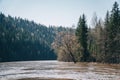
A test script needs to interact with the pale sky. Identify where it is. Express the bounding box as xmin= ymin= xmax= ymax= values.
xmin=0 ymin=0 xmax=120 ymax=27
